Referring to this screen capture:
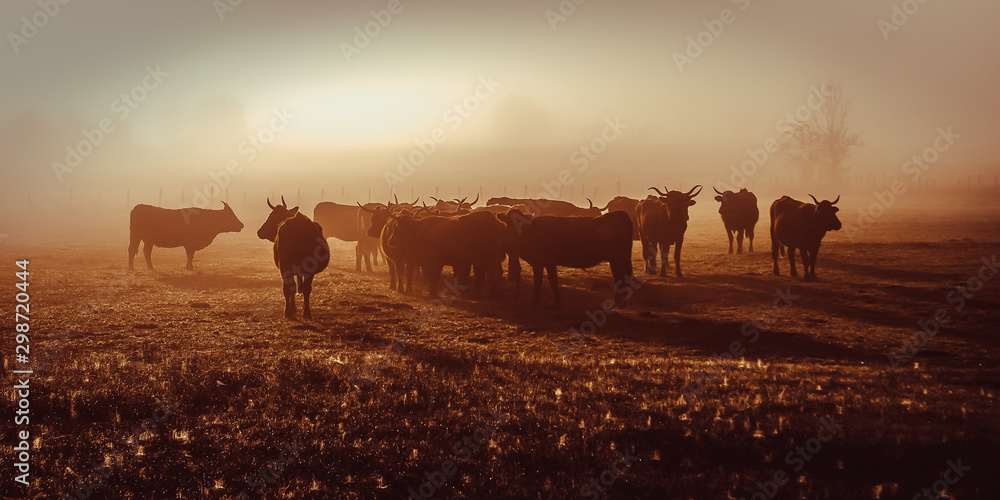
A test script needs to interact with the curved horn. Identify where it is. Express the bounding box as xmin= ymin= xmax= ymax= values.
xmin=357 ymin=202 xmax=375 ymax=213
xmin=809 ymin=194 xmax=820 ymax=205
xmin=411 ymin=197 xmax=420 ymax=206
xmin=280 ymin=195 xmax=287 ymax=207
xmin=394 ymin=194 xmax=399 ymax=204
xmin=267 ymin=197 xmax=275 ymax=209
xmin=831 ymin=195 xmax=840 ymax=205
xmin=469 ymin=193 xmax=479 ymax=206
xmin=587 ymin=198 xmax=595 ymax=210
xmin=684 ymin=185 xmax=702 ymax=197
xmin=648 ymin=186 xmax=668 ymax=196
xmin=430 ymin=196 xmax=441 ymax=203
xmin=714 ymin=187 xmax=723 ymax=195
